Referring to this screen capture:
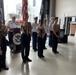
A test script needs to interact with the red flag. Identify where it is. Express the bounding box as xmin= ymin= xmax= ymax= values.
xmin=22 ymin=0 xmax=28 ymax=21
